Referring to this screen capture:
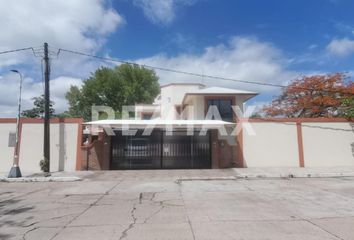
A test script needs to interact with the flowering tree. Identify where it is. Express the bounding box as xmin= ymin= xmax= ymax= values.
xmin=262 ymin=73 xmax=354 ymax=118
